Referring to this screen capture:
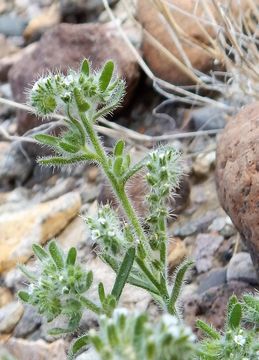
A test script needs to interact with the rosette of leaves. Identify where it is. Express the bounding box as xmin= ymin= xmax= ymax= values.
xmin=69 ymin=309 xmax=197 ymax=360
xmin=18 ymin=240 xmax=99 ymax=335
xmin=197 ymin=295 xmax=259 ymax=360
